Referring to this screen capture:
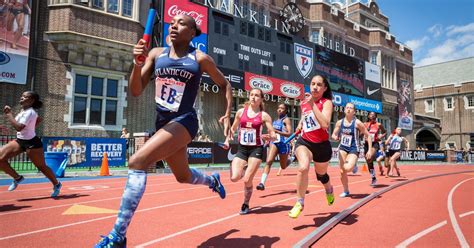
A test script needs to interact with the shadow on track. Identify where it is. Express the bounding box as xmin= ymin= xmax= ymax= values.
xmin=18 ymin=193 xmax=89 ymax=201
xmin=0 ymin=204 xmax=31 ymax=212
xmin=293 ymin=212 xmax=359 ymax=231
xmin=198 ymin=229 xmax=280 ymax=248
